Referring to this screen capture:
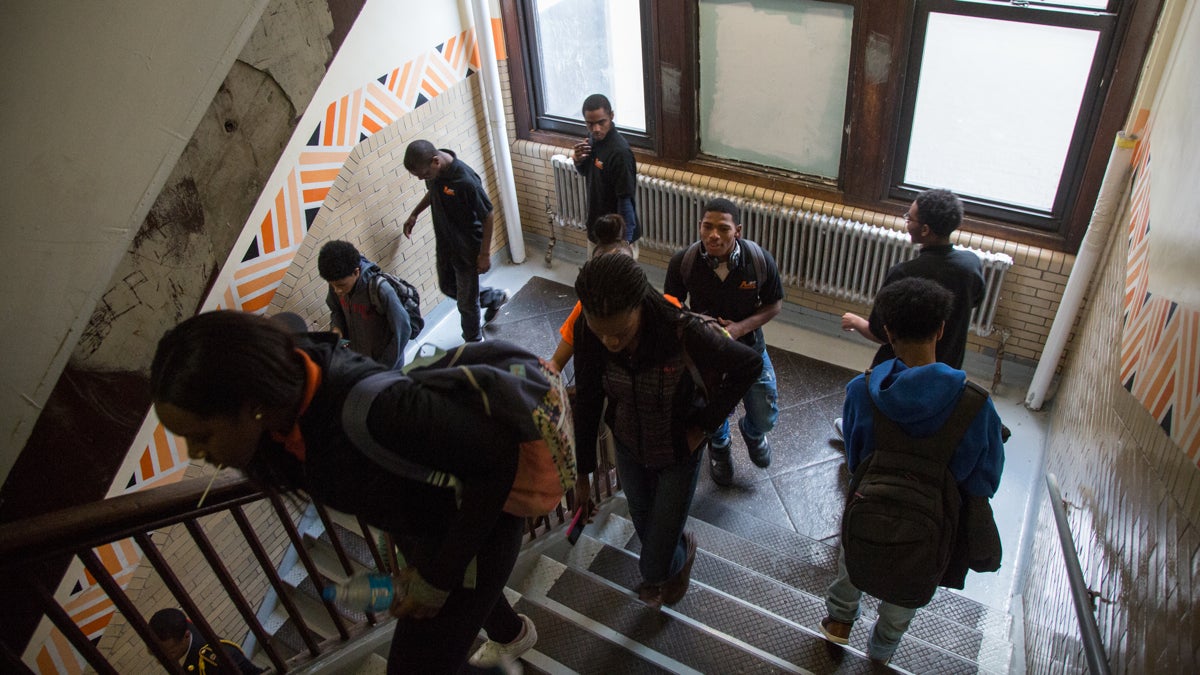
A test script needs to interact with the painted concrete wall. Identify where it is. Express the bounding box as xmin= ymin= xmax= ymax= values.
xmin=0 ymin=0 xmax=270 ymax=484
